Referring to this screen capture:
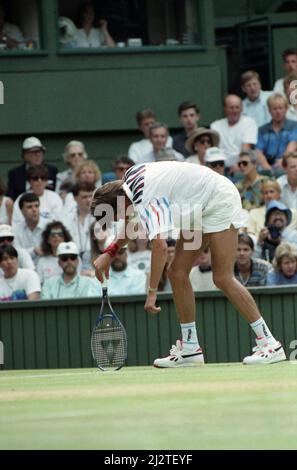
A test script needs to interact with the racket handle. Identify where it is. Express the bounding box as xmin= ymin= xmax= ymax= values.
xmin=102 ymin=273 xmax=108 ymax=289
